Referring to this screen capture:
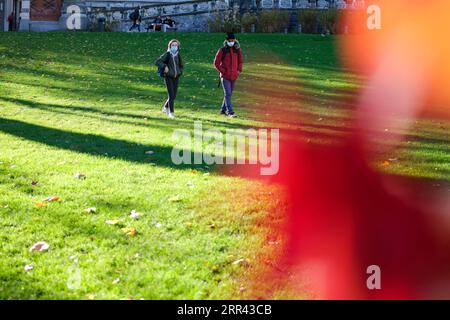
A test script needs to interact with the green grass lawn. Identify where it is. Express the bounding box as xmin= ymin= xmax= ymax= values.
xmin=0 ymin=32 xmax=448 ymax=300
